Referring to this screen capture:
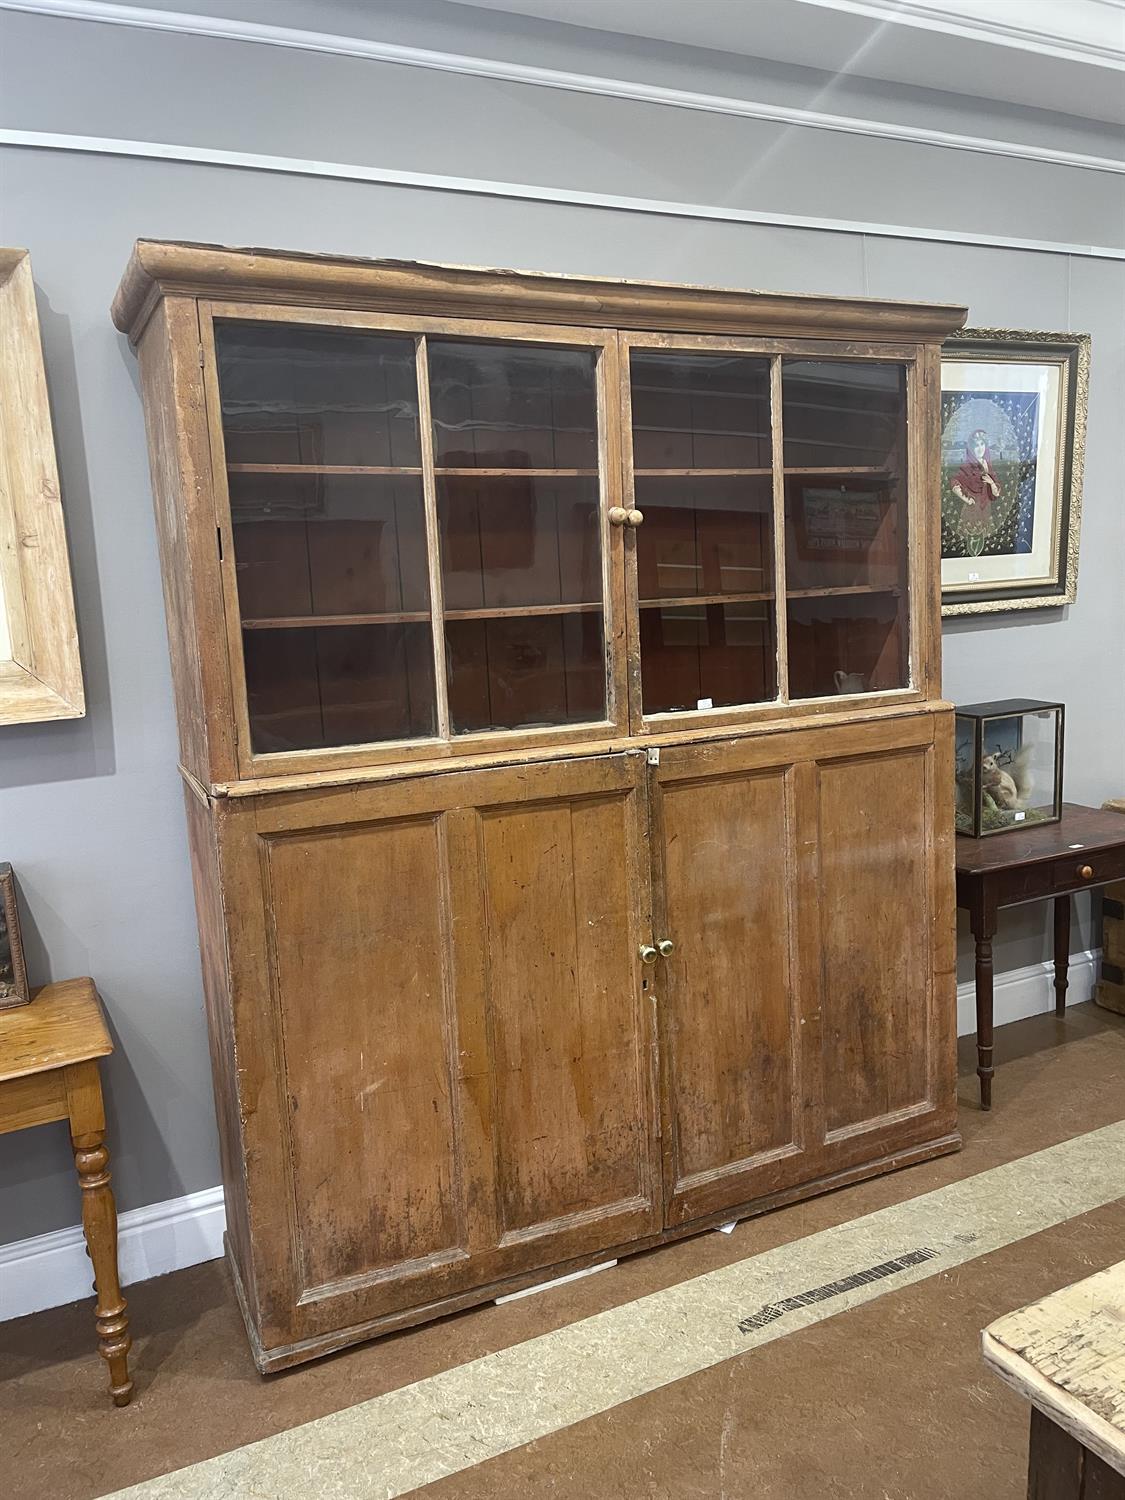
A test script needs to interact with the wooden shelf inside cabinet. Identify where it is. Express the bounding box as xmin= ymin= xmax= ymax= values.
xmin=784 ymin=467 xmax=896 ymax=476
xmin=633 ymin=468 xmax=772 ymax=477
xmin=241 ymin=602 xmax=604 ymax=630
xmin=227 ymin=463 xmax=602 ymax=477
xmin=242 ymin=613 xmax=430 ymax=629
xmin=639 ymin=592 xmax=774 ymax=608
xmin=786 ymin=585 xmax=901 ymax=599
xmin=434 ymin=467 xmax=600 ymax=478
xmin=227 ymin=463 xmax=423 ymax=476
xmin=445 ymin=602 xmax=602 ymax=620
